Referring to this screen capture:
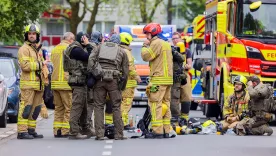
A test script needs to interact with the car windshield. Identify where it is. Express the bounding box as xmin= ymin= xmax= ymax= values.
xmin=237 ymin=2 xmax=276 ymax=38
xmin=0 ymin=60 xmax=14 ymax=78
xmin=130 ymin=46 xmax=148 ymax=65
